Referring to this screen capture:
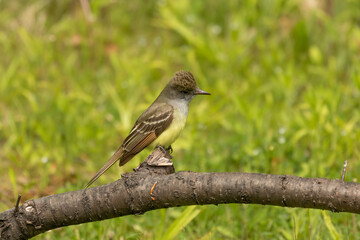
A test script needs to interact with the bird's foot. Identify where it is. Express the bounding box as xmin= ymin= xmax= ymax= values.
xmin=155 ymin=145 xmax=173 ymax=155
xmin=155 ymin=145 xmax=173 ymax=160
xmin=167 ymin=145 xmax=173 ymax=154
